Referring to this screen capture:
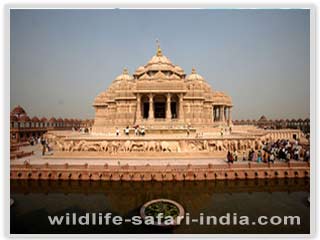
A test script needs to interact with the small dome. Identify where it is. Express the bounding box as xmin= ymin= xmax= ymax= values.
xmin=259 ymin=115 xmax=267 ymax=121
xmin=186 ymin=68 xmax=204 ymax=81
xmin=10 ymin=114 xmax=18 ymax=121
xmin=174 ymin=65 xmax=184 ymax=73
xmin=31 ymin=116 xmax=40 ymax=122
xmin=213 ymin=91 xmax=232 ymax=106
xmin=114 ymin=68 xmax=134 ymax=82
xmin=11 ymin=105 xmax=26 ymax=116
xmin=19 ymin=115 xmax=30 ymax=122
xmin=40 ymin=117 xmax=47 ymax=122
xmin=134 ymin=66 xmax=145 ymax=75
xmin=49 ymin=117 xmax=57 ymax=123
